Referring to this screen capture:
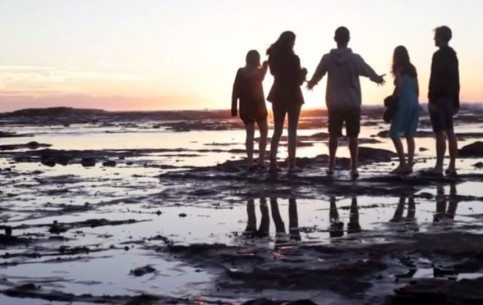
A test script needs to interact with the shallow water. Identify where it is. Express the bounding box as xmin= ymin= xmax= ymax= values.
xmin=1 ymin=109 xmax=483 ymax=304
